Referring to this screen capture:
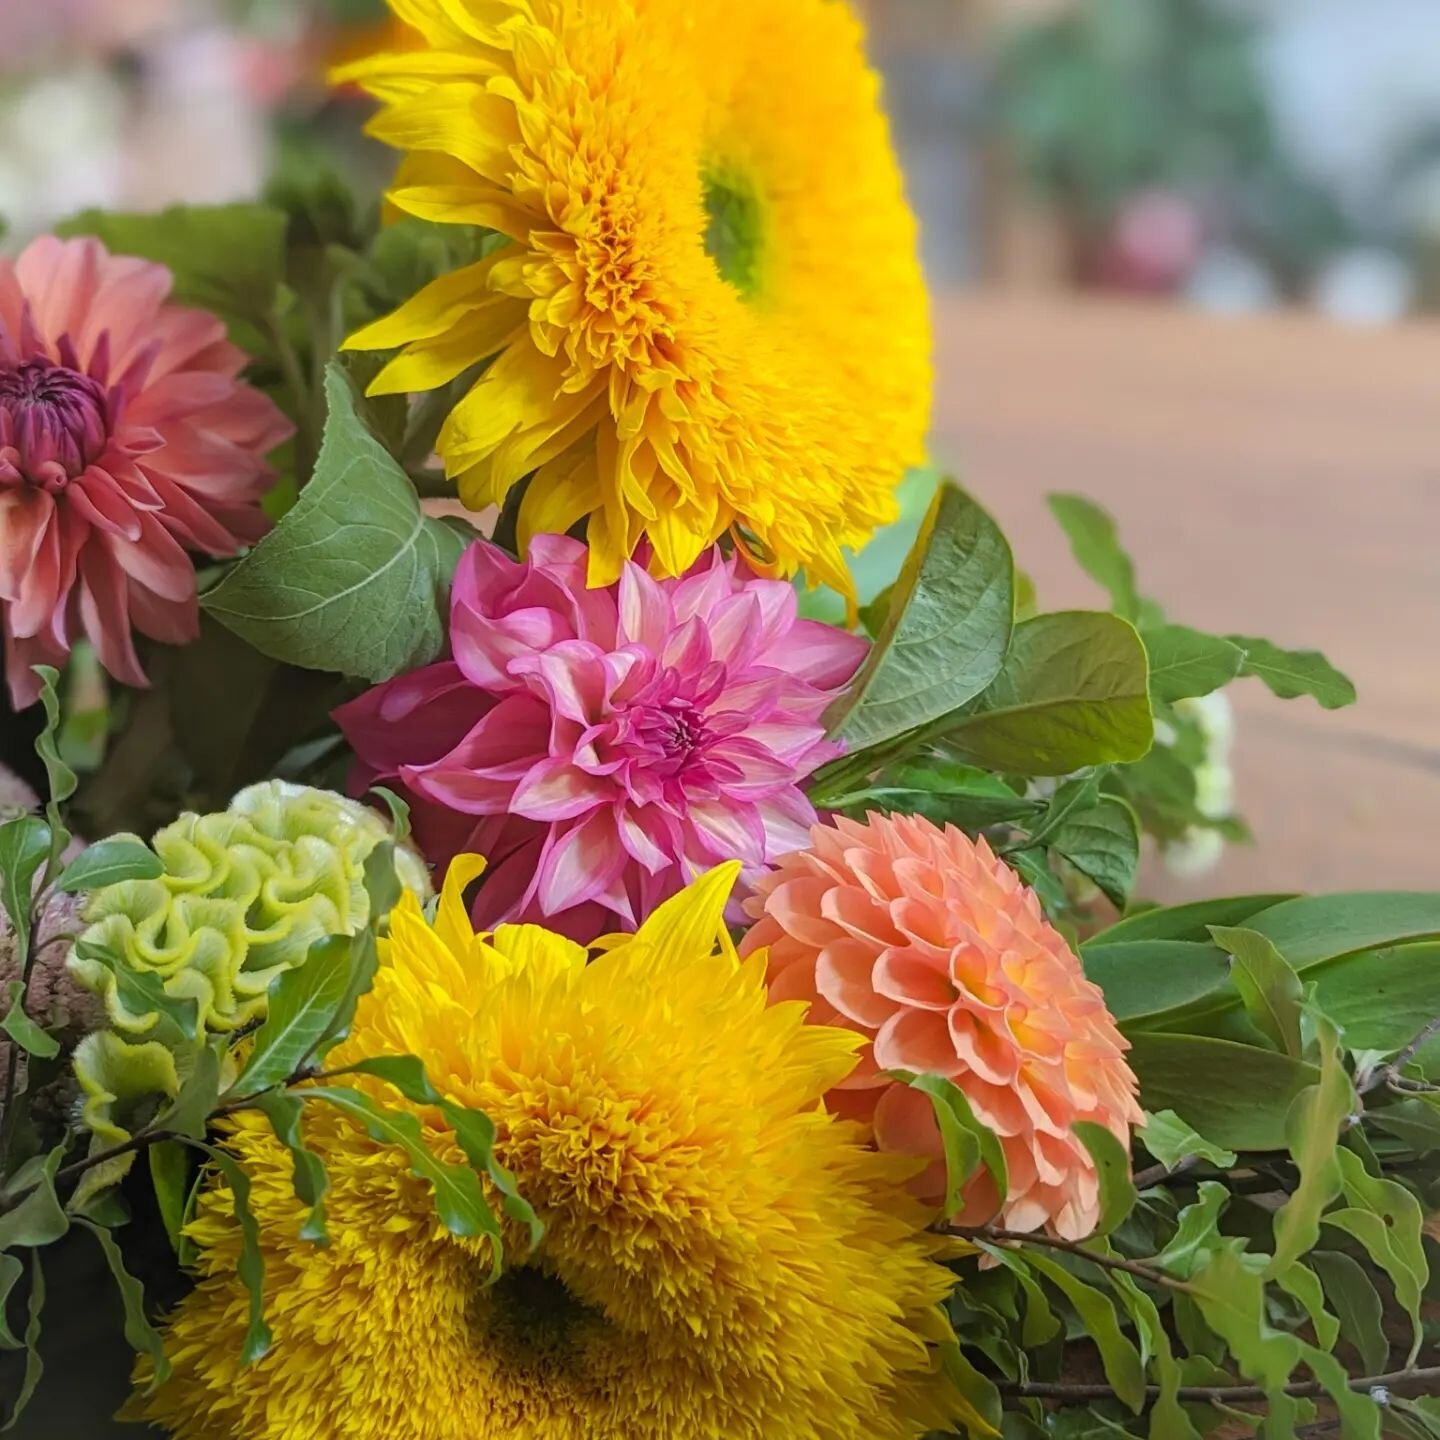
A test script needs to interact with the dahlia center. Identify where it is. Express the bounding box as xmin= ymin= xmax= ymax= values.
xmin=0 ymin=358 xmax=110 ymax=490
xmin=701 ymin=165 xmax=765 ymax=297
xmin=481 ymin=1266 xmax=605 ymax=1372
